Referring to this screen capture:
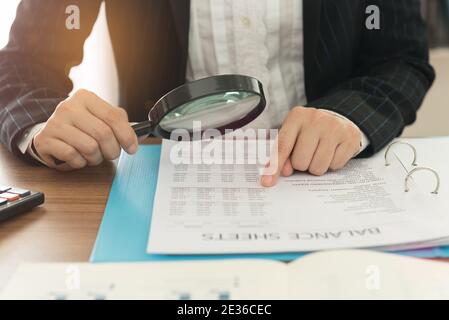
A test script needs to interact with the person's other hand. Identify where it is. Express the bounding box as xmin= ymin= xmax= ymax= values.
xmin=260 ymin=106 xmax=362 ymax=187
xmin=33 ymin=89 xmax=138 ymax=171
